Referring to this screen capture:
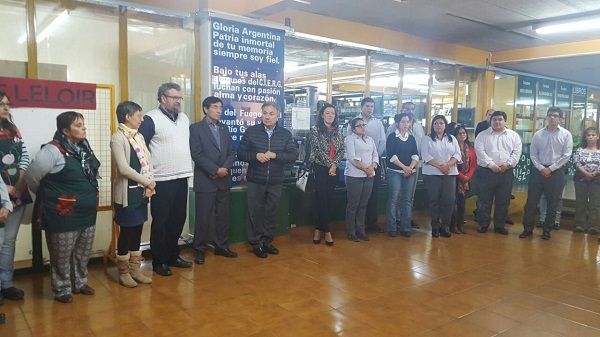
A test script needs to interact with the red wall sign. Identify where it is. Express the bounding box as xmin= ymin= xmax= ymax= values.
xmin=0 ymin=77 xmax=96 ymax=110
